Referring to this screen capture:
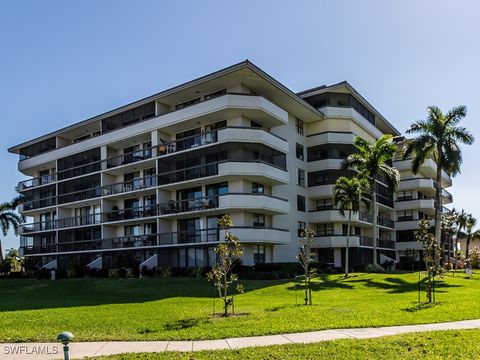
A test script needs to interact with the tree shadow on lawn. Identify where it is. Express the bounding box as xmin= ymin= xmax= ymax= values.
xmin=362 ymin=277 xmax=462 ymax=294
xmin=285 ymin=274 xmax=373 ymax=292
xmin=0 ymin=277 xmax=289 ymax=312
